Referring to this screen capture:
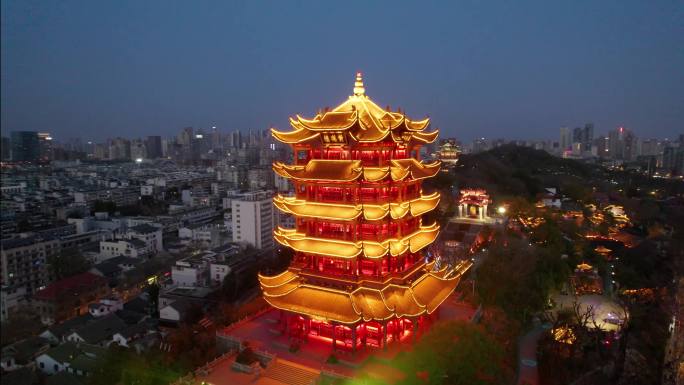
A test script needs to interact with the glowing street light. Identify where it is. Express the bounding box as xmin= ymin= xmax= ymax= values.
xmin=497 ymin=206 xmax=506 ymax=215
xmin=135 ymin=158 xmax=143 ymax=163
